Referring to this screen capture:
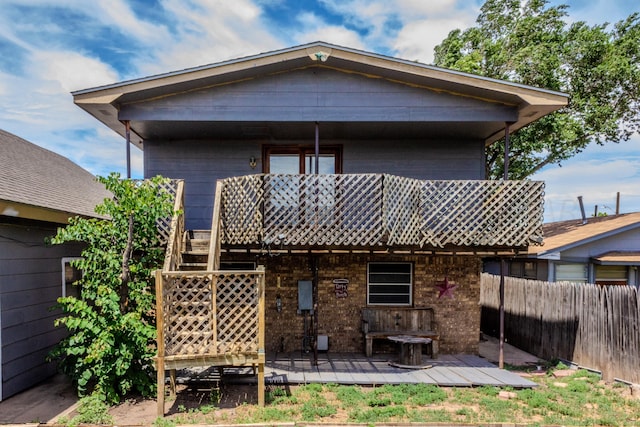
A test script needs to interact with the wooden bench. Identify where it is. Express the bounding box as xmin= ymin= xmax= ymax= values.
xmin=362 ymin=307 xmax=440 ymax=358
